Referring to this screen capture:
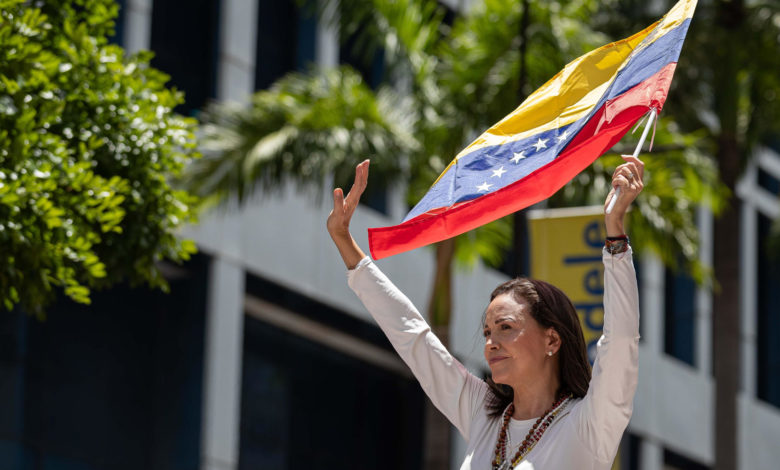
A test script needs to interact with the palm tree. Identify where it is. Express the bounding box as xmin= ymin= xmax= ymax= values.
xmin=184 ymin=0 xmax=727 ymax=467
